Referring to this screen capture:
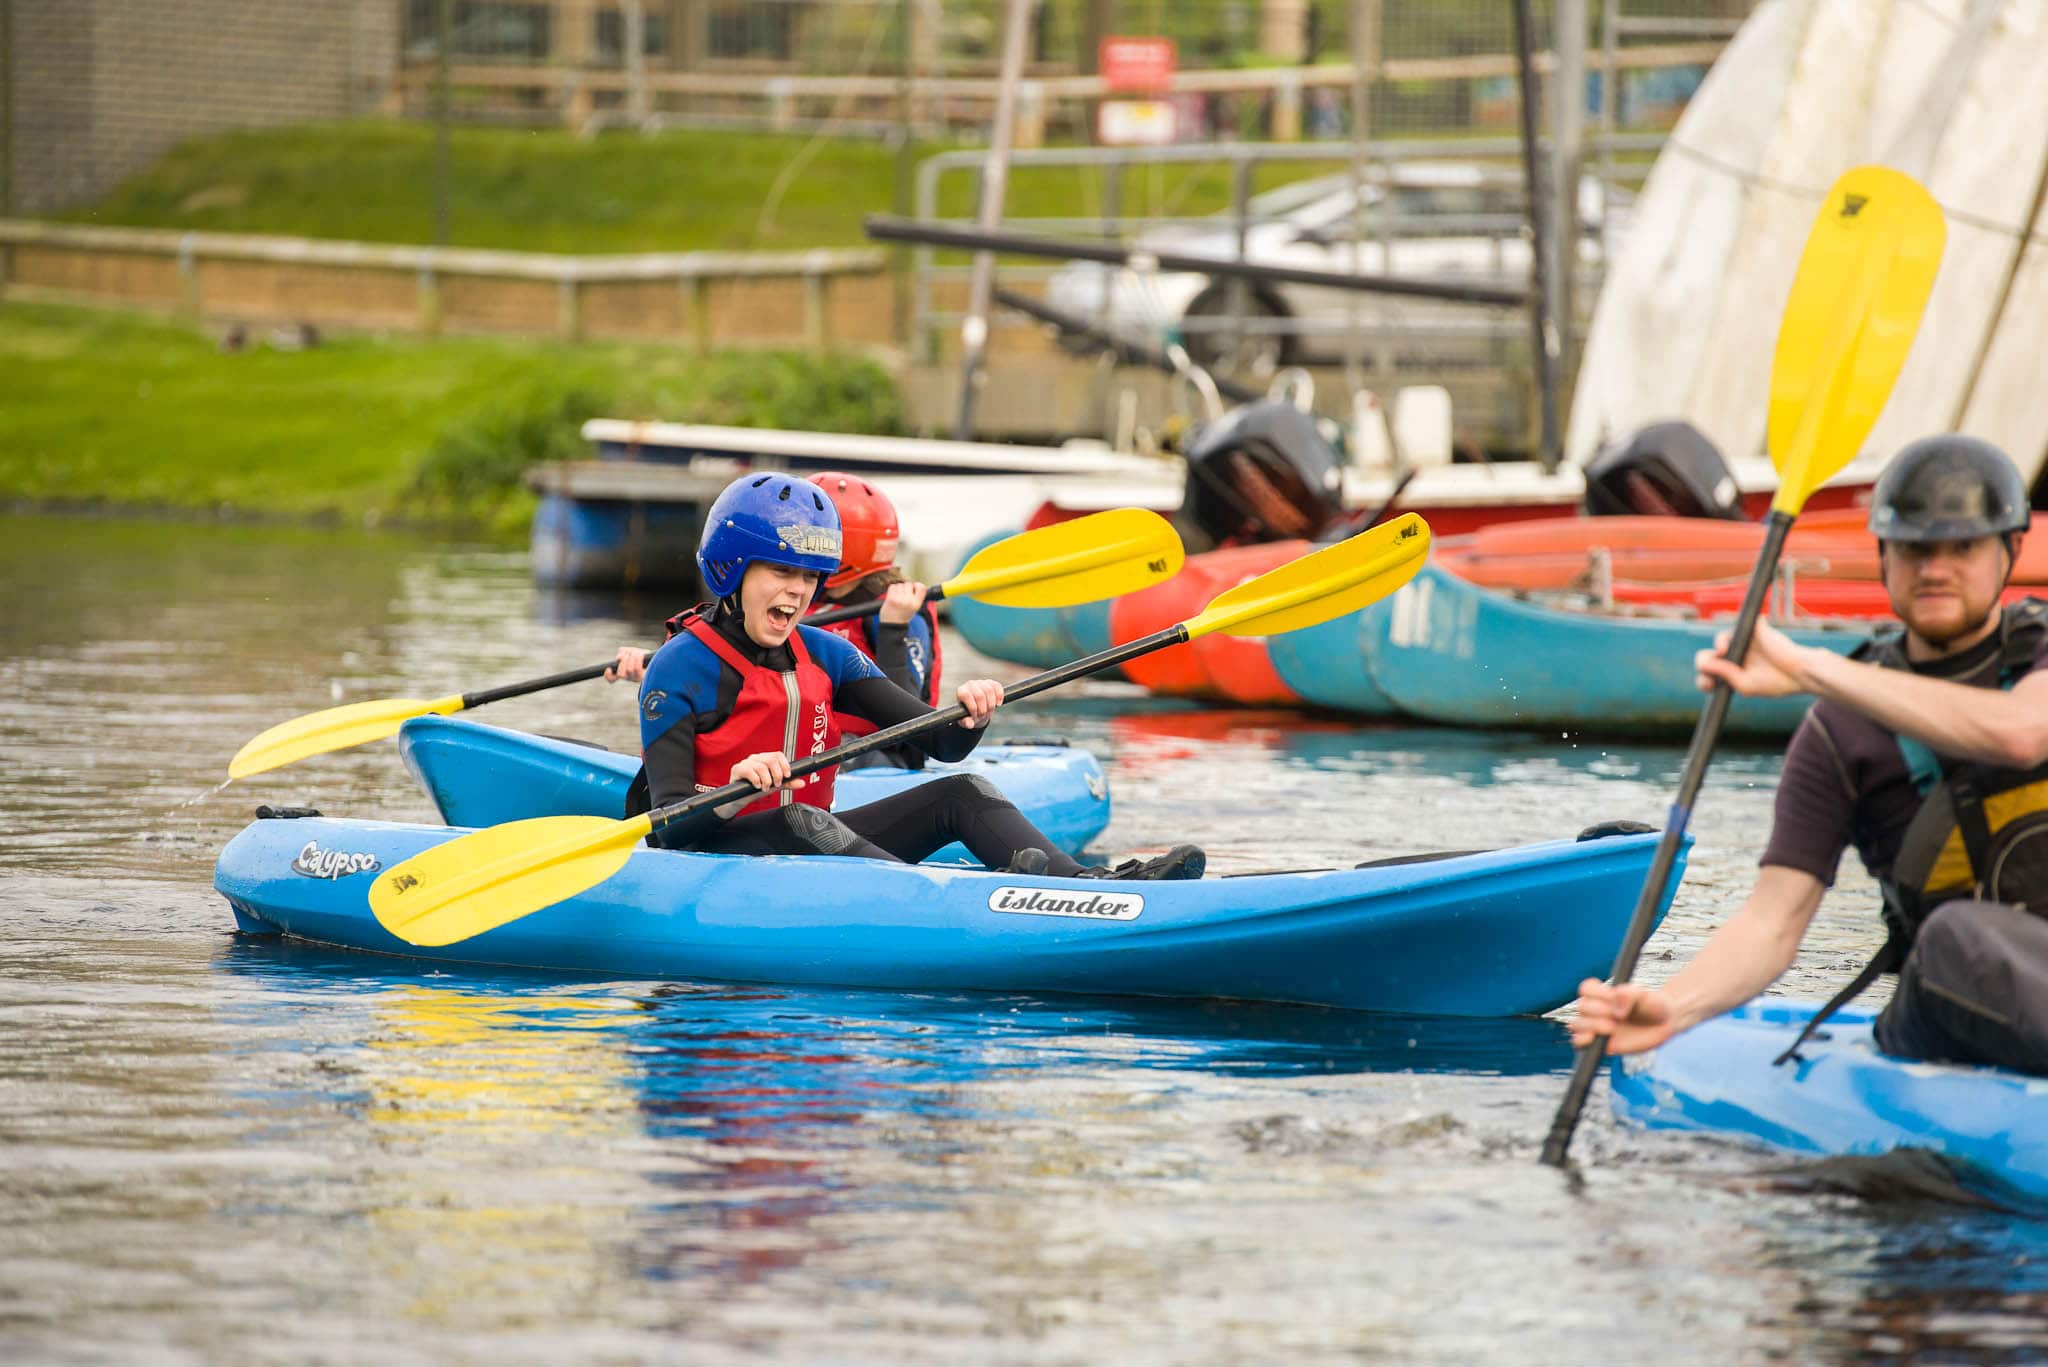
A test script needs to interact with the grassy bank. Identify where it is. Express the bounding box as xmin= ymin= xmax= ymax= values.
xmin=0 ymin=300 xmax=902 ymax=536
xmin=66 ymin=121 xmax=1346 ymax=254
